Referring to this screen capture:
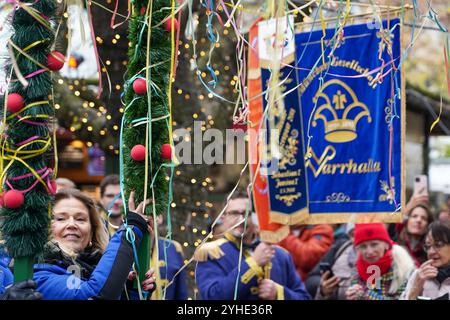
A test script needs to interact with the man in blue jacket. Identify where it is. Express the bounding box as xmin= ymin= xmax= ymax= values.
xmin=194 ymin=192 xmax=311 ymax=300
